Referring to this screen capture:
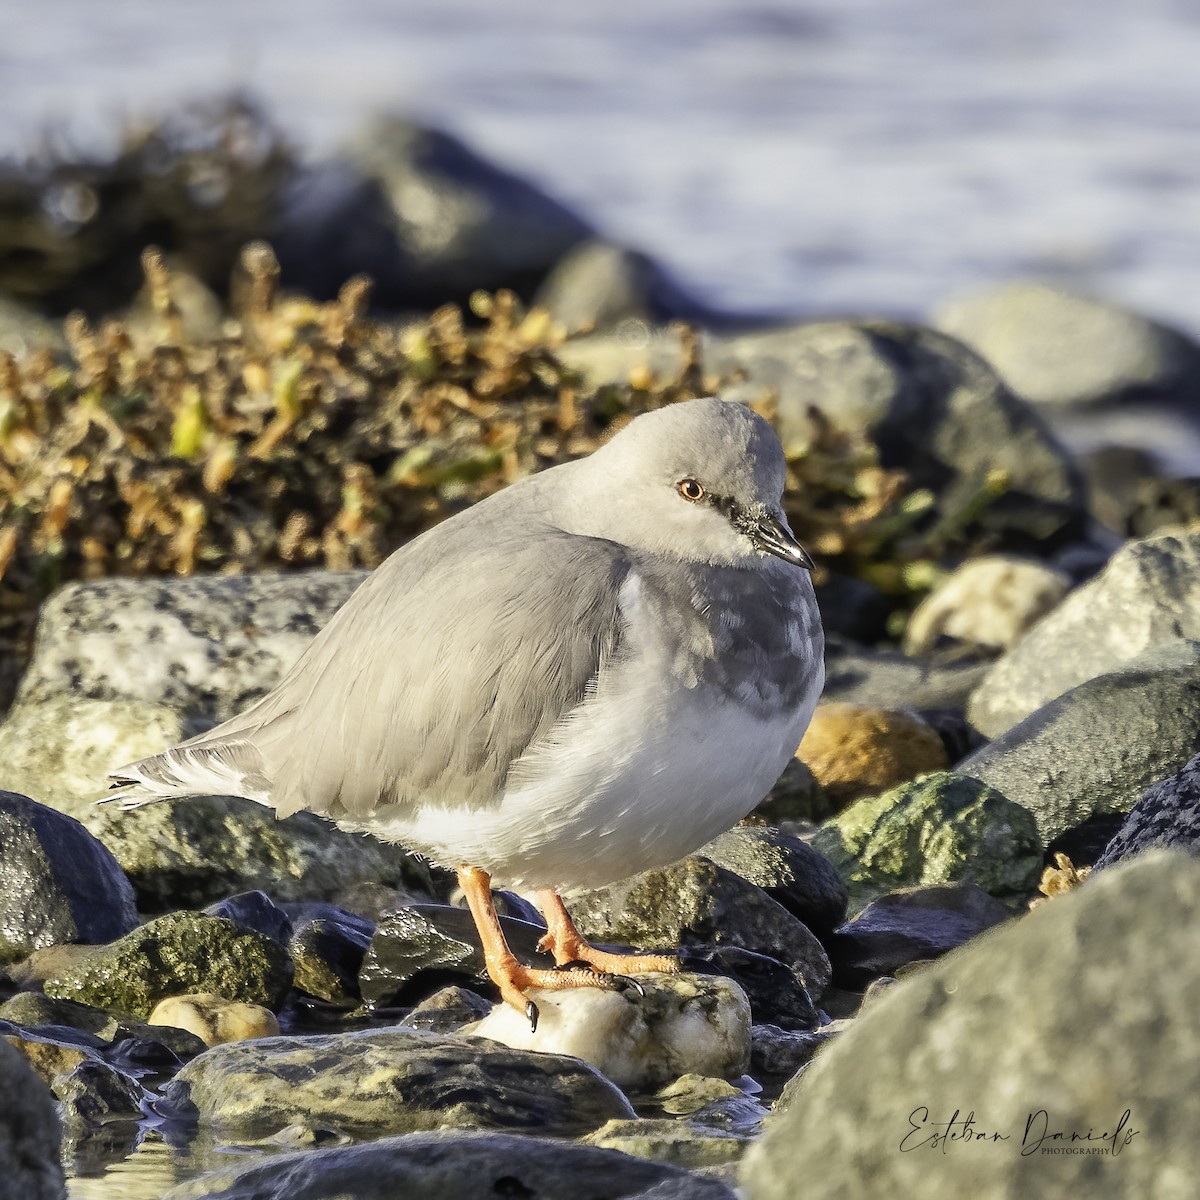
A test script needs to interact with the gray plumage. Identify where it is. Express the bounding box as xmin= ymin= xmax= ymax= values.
xmin=109 ymin=397 xmax=825 ymax=891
